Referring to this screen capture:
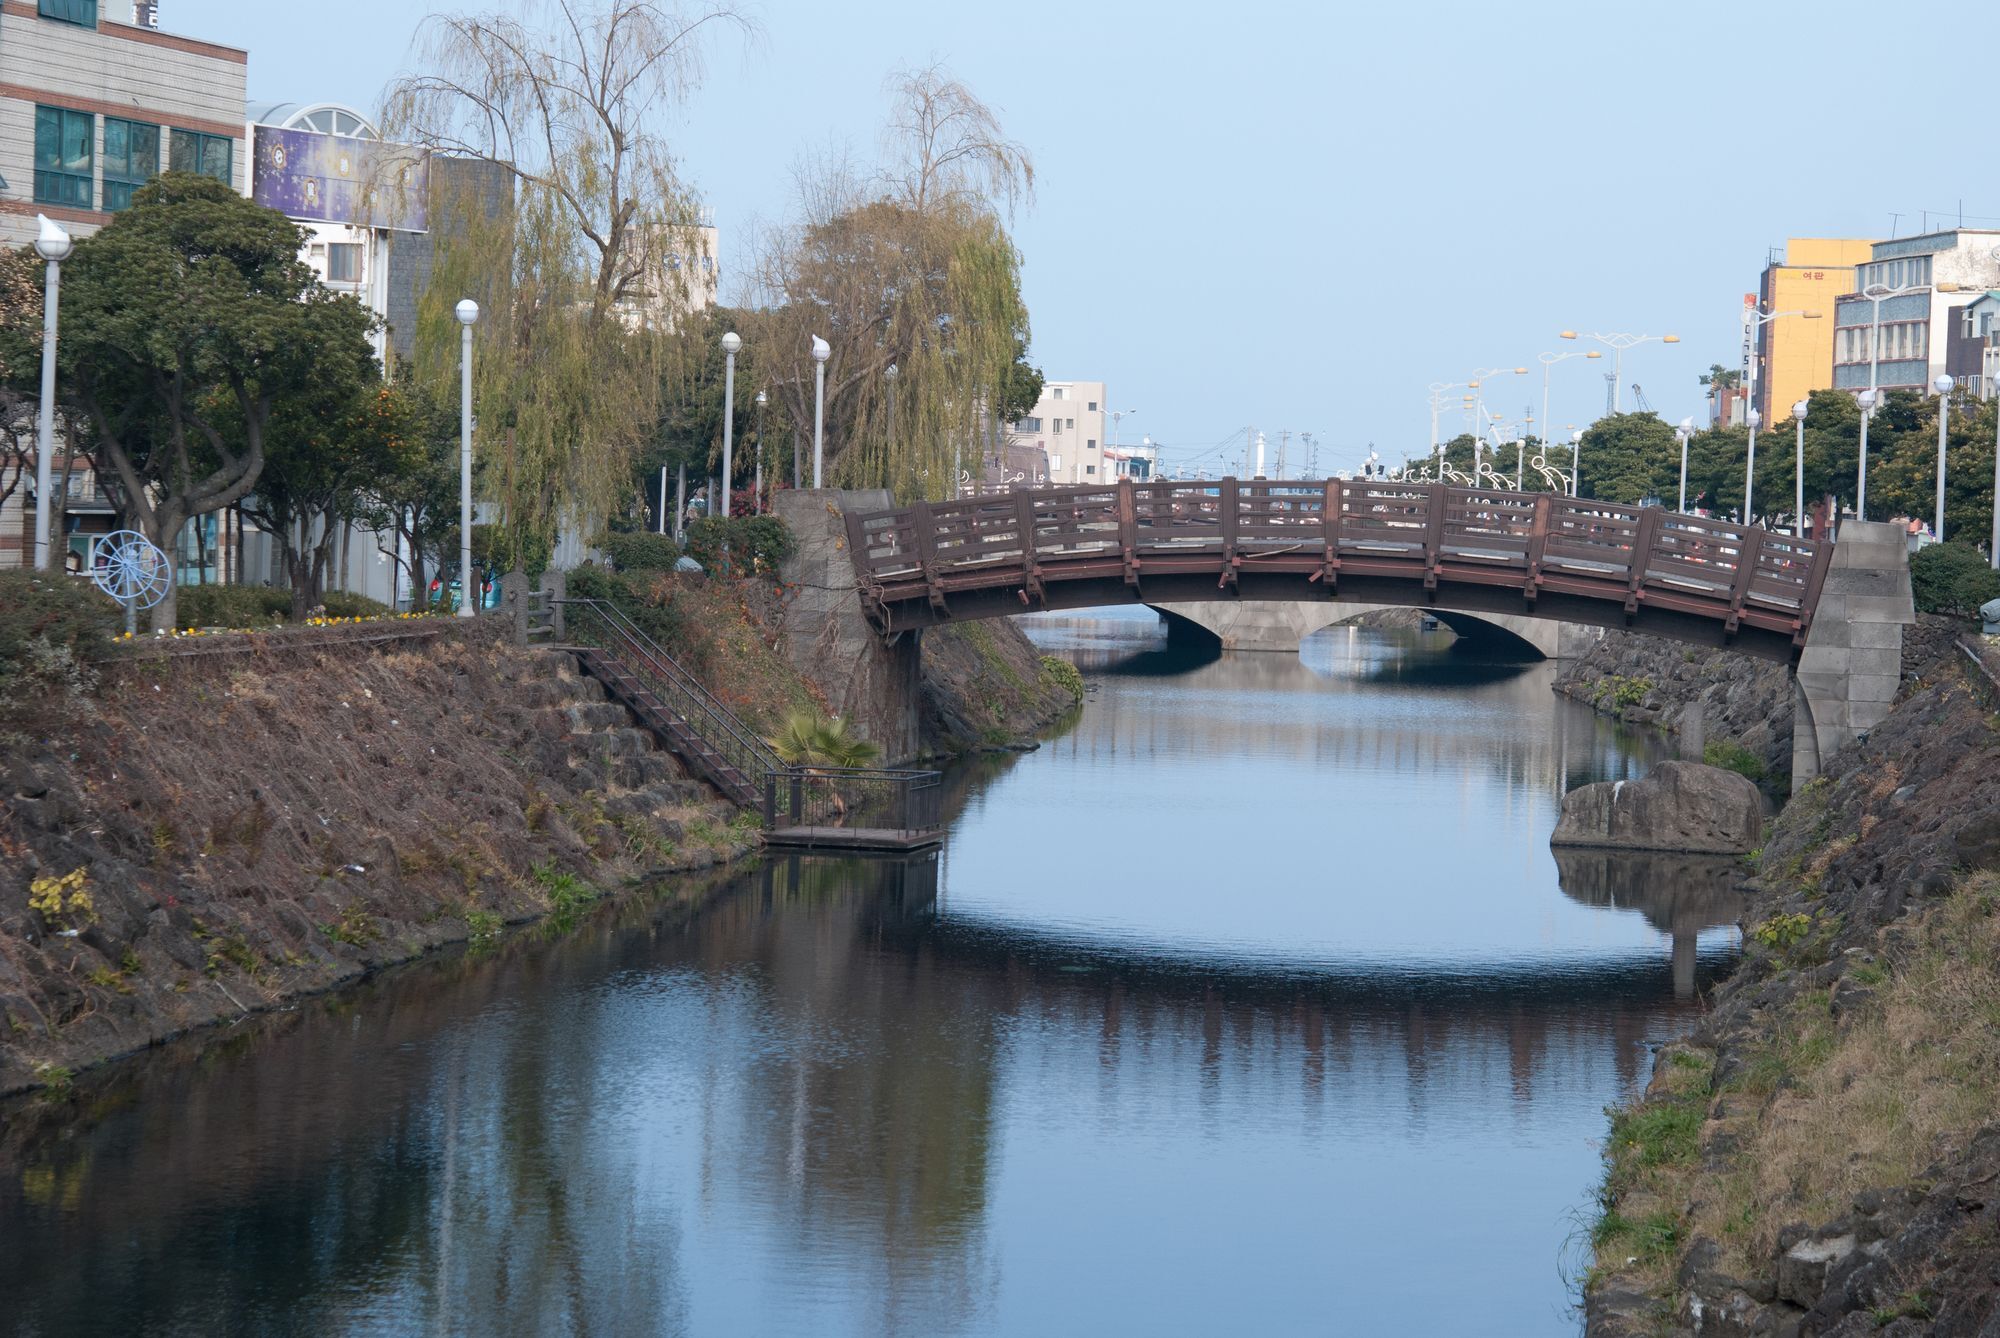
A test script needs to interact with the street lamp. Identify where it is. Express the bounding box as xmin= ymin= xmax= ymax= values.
xmin=1571 ymin=429 xmax=1585 ymax=496
xmin=31 ymin=215 xmax=72 ymax=572
xmin=884 ymin=362 xmax=900 ymax=488
xmin=1854 ymin=281 xmax=1925 ymax=519
xmin=1792 ymin=399 xmax=1809 ymax=538
xmin=754 ymin=389 xmax=768 ymax=513
xmin=719 ymin=331 xmax=741 ymax=518
xmin=1537 ymin=349 xmax=1601 ymax=494
xmin=810 ymin=336 xmax=830 ymax=489
xmin=1674 ymin=417 xmax=1695 ymax=513
xmin=1740 ymin=306 xmax=1820 ymax=524
xmin=1560 ymin=330 xmax=1681 ymax=414
xmin=454 ymin=298 xmax=479 ymax=618
xmin=1934 ymin=374 xmax=1954 ymax=542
